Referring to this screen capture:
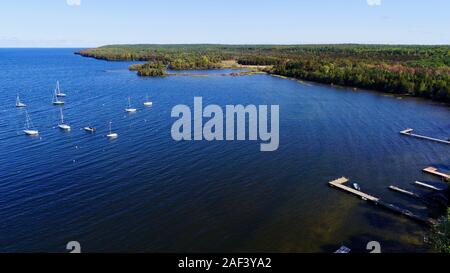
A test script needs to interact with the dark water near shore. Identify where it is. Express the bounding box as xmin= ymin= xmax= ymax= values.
xmin=0 ymin=49 xmax=448 ymax=253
